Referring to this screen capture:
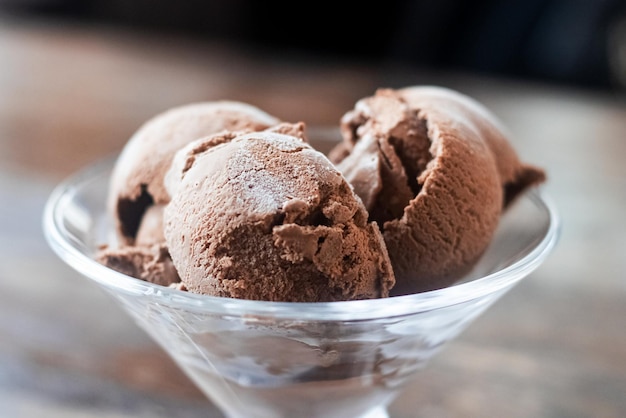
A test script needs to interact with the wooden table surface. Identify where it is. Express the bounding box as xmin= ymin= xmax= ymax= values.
xmin=1 ymin=17 xmax=626 ymax=418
